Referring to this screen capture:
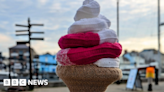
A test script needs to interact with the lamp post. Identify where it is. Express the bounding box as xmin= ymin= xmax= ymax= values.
xmin=117 ymin=0 xmax=119 ymax=41
xmin=157 ymin=0 xmax=162 ymax=80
